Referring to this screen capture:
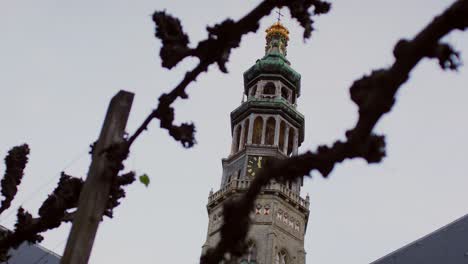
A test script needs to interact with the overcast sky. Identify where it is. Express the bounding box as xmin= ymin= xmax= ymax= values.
xmin=1 ymin=1 xmax=468 ymax=263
